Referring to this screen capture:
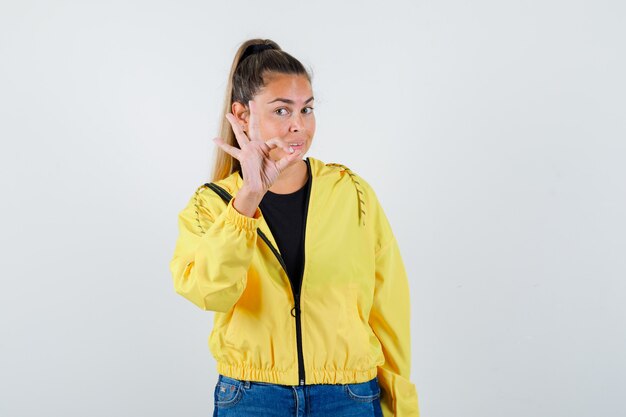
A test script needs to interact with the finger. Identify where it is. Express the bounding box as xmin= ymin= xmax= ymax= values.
xmin=213 ymin=137 xmax=241 ymax=159
xmin=275 ymin=149 xmax=303 ymax=172
xmin=265 ymin=137 xmax=294 ymax=154
xmin=225 ymin=113 xmax=250 ymax=149
xmin=247 ymin=100 xmax=261 ymax=142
